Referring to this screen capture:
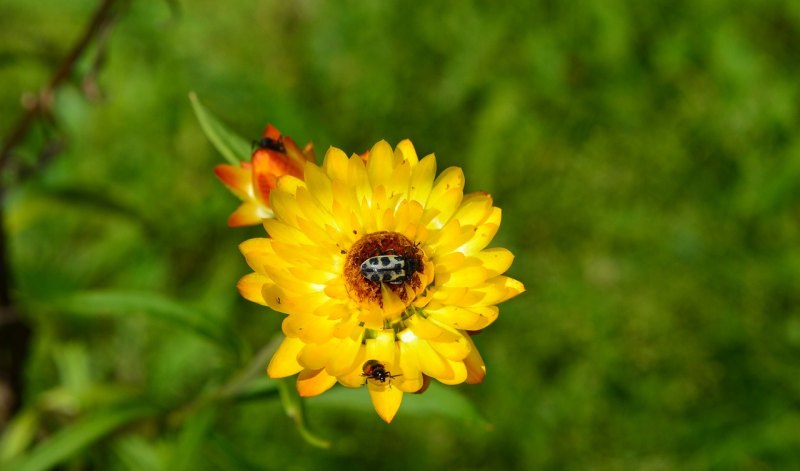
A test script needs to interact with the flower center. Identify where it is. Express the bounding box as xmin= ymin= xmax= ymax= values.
xmin=344 ymin=231 xmax=426 ymax=311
